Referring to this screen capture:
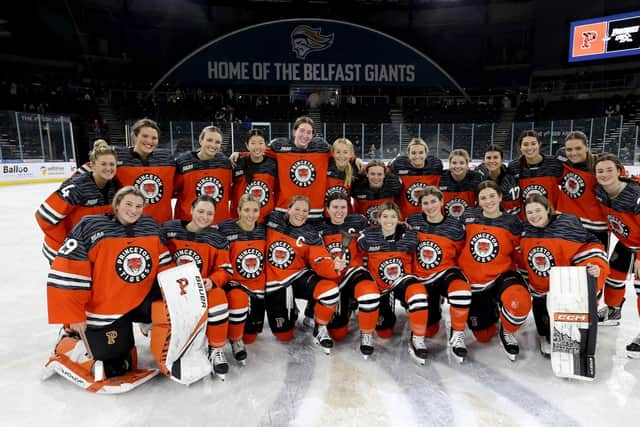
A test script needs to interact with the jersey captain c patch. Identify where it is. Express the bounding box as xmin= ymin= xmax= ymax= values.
xmin=268 ymin=241 xmax=296 ymax=269
xmin=116 ymin=246 xmax=153 ymax=283
xmin=527 ymin=246 xmax=555 ymax=277
xmin=470 ymin=232 xmax=499 ymax=263
xmin=135 ymin=173 xmax=163 ymax=204
xmin=290 ymin=160 xmax=316 ymax=187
